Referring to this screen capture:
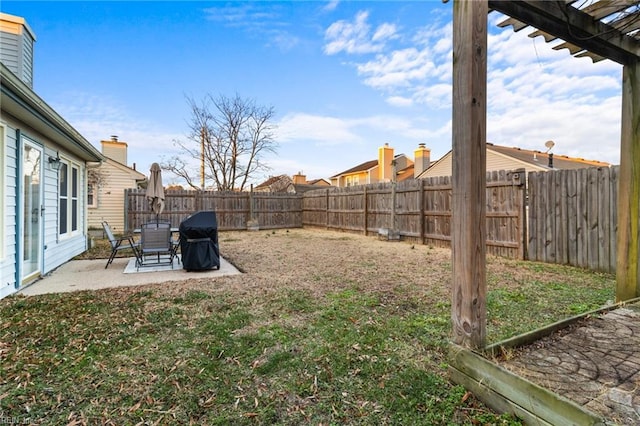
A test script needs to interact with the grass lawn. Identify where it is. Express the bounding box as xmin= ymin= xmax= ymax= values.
xmin=0 ymin=229 xmax=615 ymax=425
